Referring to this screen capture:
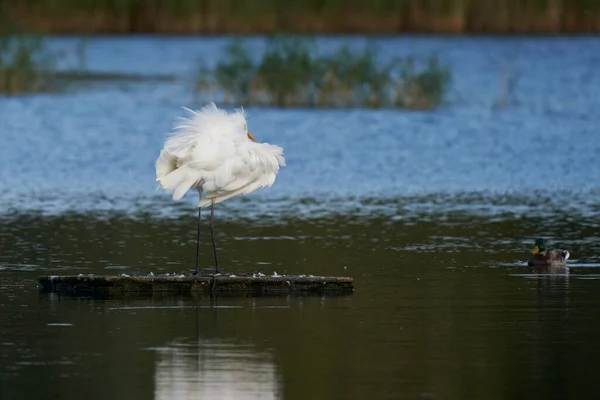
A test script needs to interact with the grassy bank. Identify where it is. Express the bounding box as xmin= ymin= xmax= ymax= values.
xmin=194 ymin=36 xmax=451 ymax=110
xmin=3 ymin=0 xmax=600 ymax=34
